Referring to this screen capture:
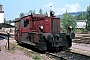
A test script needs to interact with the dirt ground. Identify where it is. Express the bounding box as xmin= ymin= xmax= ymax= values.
xmin=0 ymin=38 xmax=52 ymax=60
xmin=0 ymin=38 xmax=33 ymax=60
